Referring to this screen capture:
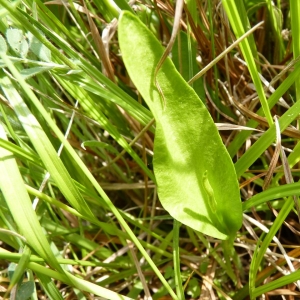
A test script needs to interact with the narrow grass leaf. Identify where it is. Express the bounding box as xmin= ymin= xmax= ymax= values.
xmin=265 ymin=0 xmax=284 ymax=59
xmin=235 ymin=99 xmax=300 ymax=177
xmin=250 ymin=198 xmax=294 ymax=298
xmin=228 ymin=63 xmax=300 ymax=157
xmin=0 ymin=138 xmax=42 ymax=166
xmin=222 ymin=0 xmax=273 ymax=125
xmin=290 ymin=1 xmax=300 ymax=97
xmin=36 ymin=273 xmax=64 ymax=300
xmin=0 ymin=62 xmax=95 ymax=220
xmin=54 ymin=76 xmax=155 ymax=182
xmin=172 ymin=31 xmax=205 ymax=102
xmin=243 ymin=182 xmax=300 ymax=211
xmin=1 ymin=43 xmax=176 ymax=298
xmin=0 ymin=123 xmax=62 ymax=271
xmin=8 ymin=246 xmax=31 ymax=292
xmin=252 ymin=268 xmax=300 ymax=298
xmin=31 ymin=262 xmax=134 ymax=300
xmin=173 ymin=220 xmax=185 ymax=299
